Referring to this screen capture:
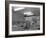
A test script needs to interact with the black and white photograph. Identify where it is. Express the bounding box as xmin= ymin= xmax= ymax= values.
xmin=12 ymin=5 xmax=40 ymax=31
xmin=5 ymin=1 xmax=45 ymax=37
